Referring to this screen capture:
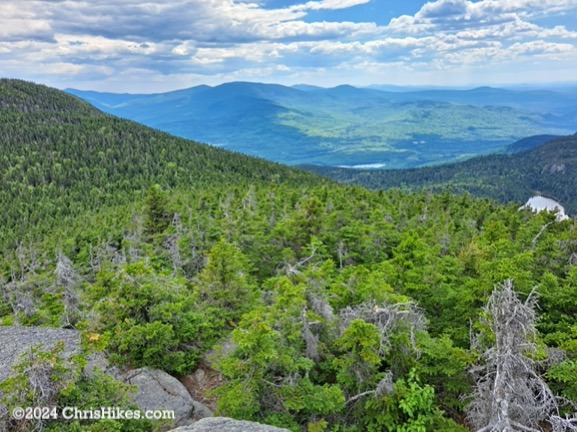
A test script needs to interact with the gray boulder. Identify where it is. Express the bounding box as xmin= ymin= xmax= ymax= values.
xmin=169 ymin=417 xmax=291 ymax=432
xmin=124 ymin=367 xmax=211 ymax=426
xmin=191 ymin=400 xmax=213 ymax=421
